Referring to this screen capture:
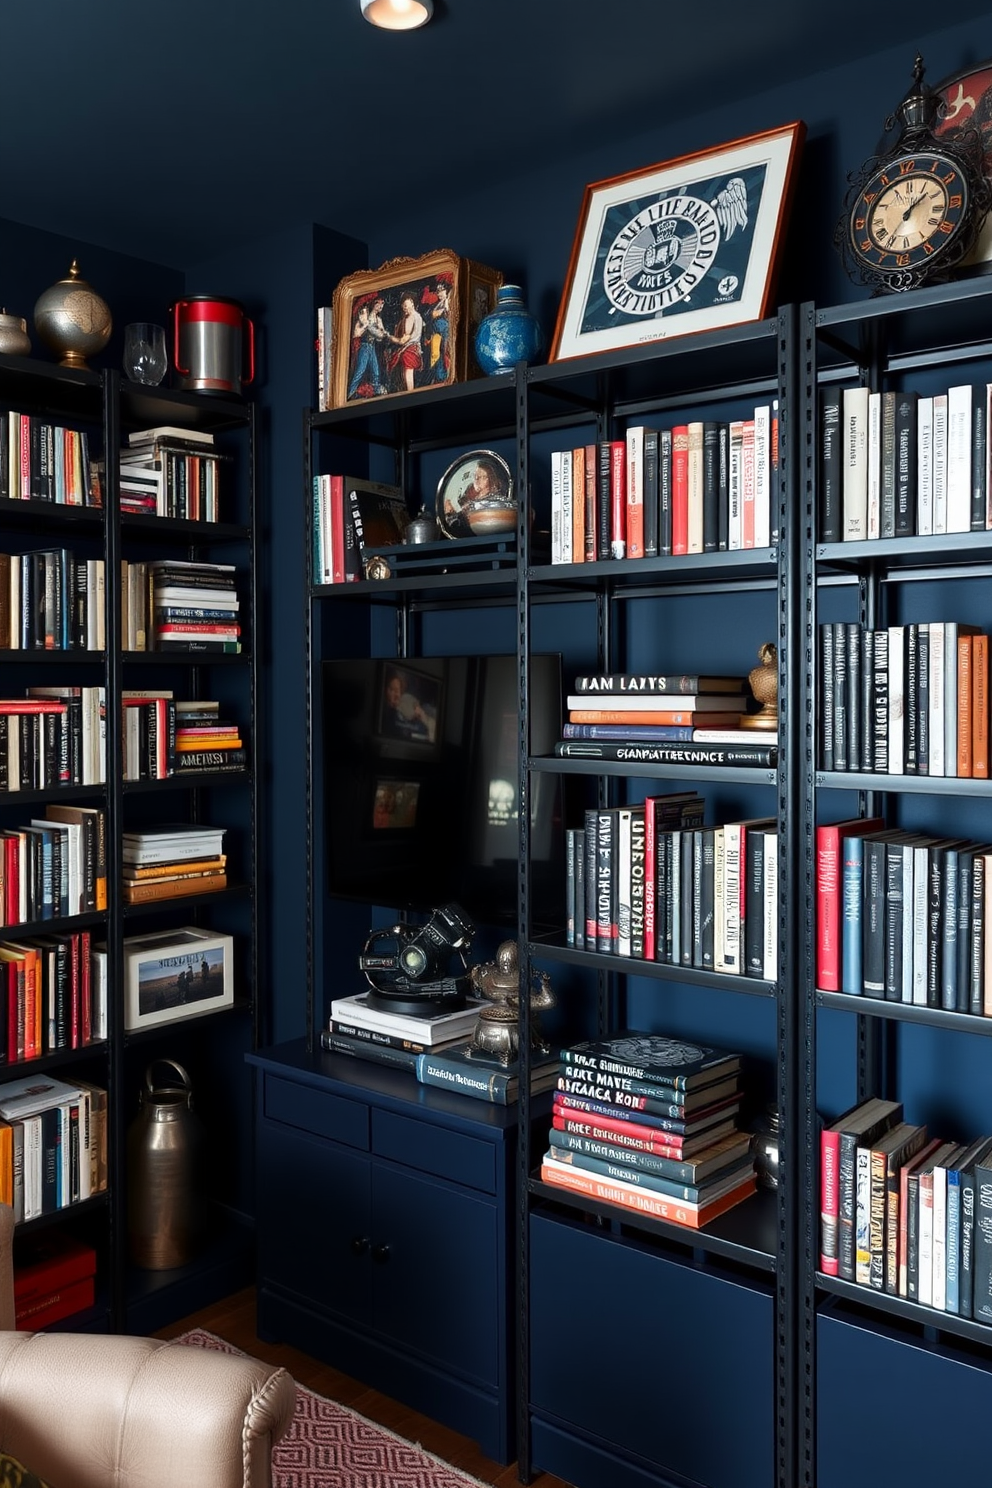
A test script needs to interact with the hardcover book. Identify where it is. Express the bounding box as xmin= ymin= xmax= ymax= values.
xmin=559 ymin=1031 xmax=741 ymax=1089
